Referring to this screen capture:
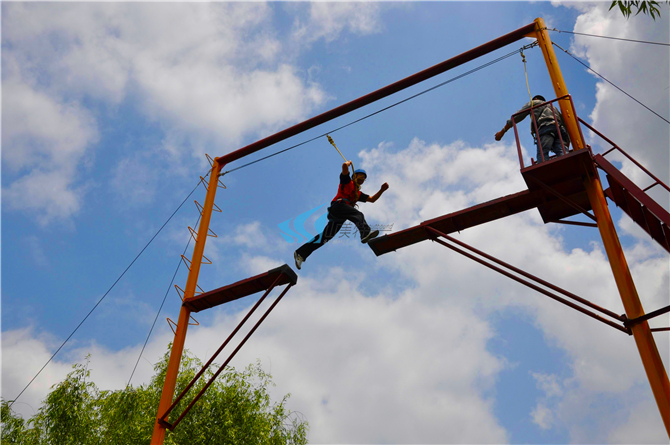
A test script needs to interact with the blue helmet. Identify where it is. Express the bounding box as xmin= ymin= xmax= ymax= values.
xmin=354 ymin=168 xmax=367 ymax=177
